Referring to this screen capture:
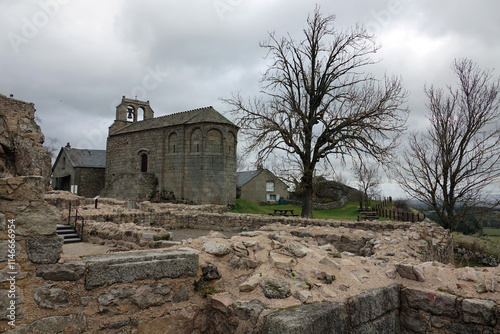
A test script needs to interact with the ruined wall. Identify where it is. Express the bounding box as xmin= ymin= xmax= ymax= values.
xmin=76 ymin=167 xmax=105 ymax=198
xmin=0 ymin=94 xmax=51 ymax=184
